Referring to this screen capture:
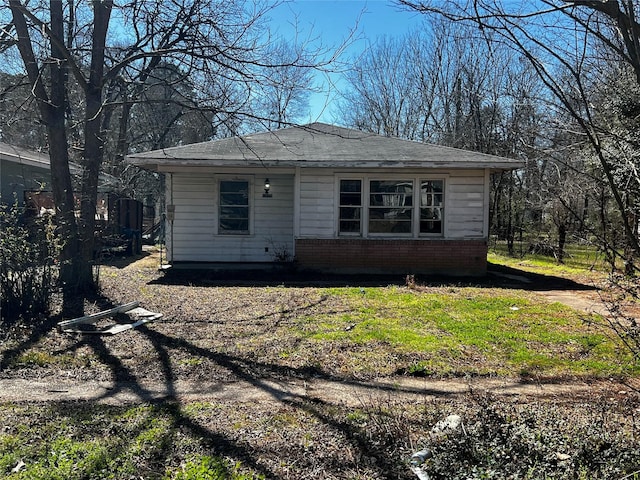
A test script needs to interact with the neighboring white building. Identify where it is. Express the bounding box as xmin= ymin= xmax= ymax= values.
xmin=127 ymin=123 xmax=523 ymax=276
